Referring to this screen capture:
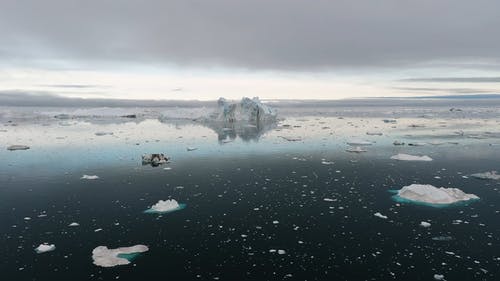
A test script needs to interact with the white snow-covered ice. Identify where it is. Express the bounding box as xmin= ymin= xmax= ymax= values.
xmin=145 ymin=199 xmax=185 ymax=213
xmin=374 ymin=212 xmax=388 ymax=219
xmin=35 ymin=243 xmax=56 ymax=254
xmin=81 ymin=175 xmax=99 ymax=180
xmin=92 ymin=245 xmax=149 ymax=267
xmin=470 ymin=171 xmax=500 ymax=180
xmin=390 ymin=153 xmax=433 ymax=161
xmin=396 ymin=184 xmax=479 ymax=205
